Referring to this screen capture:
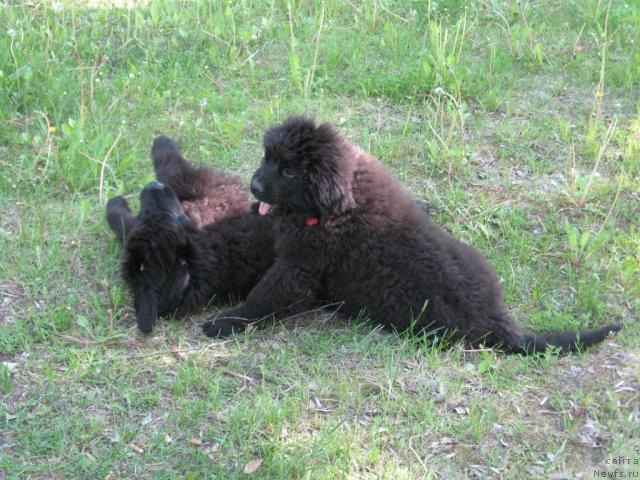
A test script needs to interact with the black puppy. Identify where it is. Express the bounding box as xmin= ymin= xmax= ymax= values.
xmin=202 ymin=116 xmax=621 ymax=355
xmin=106 ymin=137 xmax=274 ymax=333
xmin=107 ymin=136 xmax=251 ymax=237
